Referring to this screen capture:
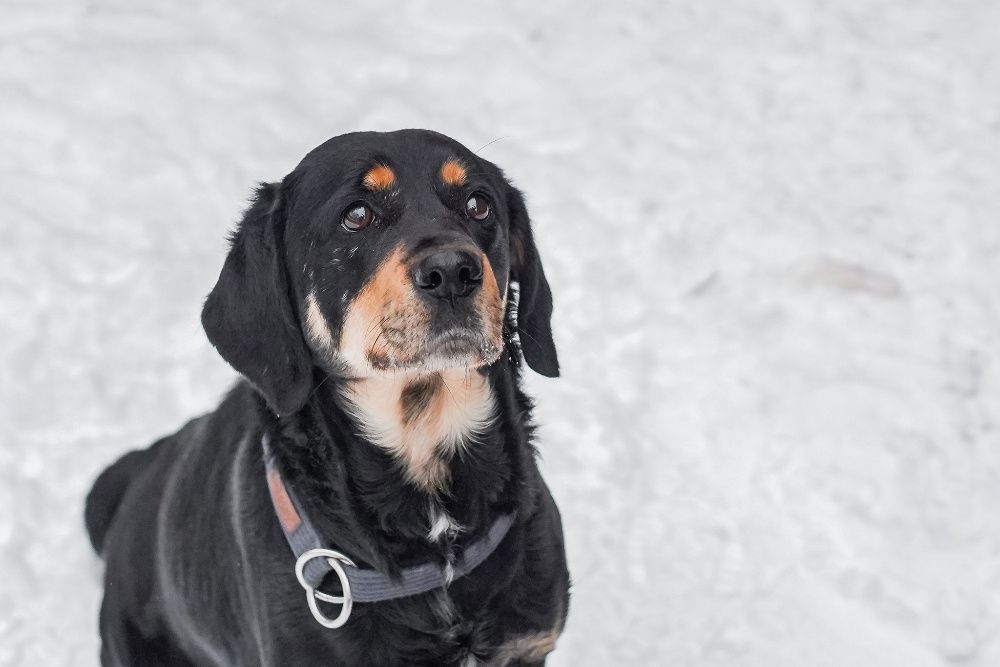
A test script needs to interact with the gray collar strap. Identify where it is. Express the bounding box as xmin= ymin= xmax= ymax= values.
xmin=261 ymin=434 xmax=516 ymax=628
